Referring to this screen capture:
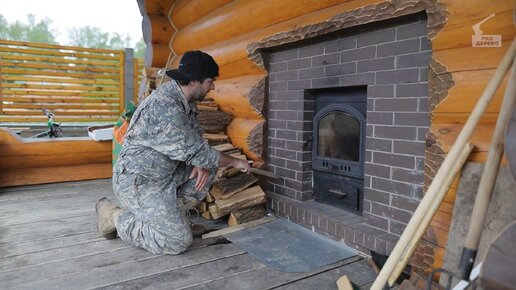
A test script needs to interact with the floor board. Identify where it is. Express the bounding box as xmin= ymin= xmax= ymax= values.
xmin=0 ymin=179 xmax=377 ymax=290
